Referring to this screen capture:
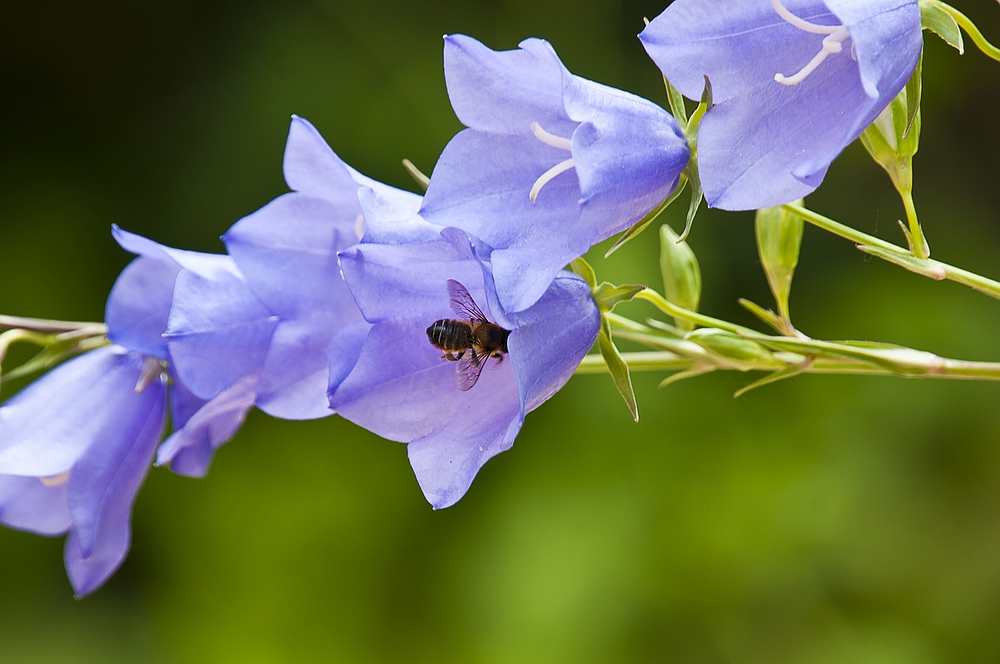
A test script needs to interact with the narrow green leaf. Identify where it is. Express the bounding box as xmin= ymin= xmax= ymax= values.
xmin=657 ymin=365 xmax=713 ymax=389
xmin=920 ymin=0 xmax=965 ymax=53
xmin=569 ymin=257 xmax=597 ymax=290
xmin=732 ymin=360 xmax=812 ymax=398
xmin=598 ymin=322 xmax=639 ymax=422
xmin=737 ymin=298 xmax=783 ymax=334
xmin=605 ymin=177 xmax=687 ymax=257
